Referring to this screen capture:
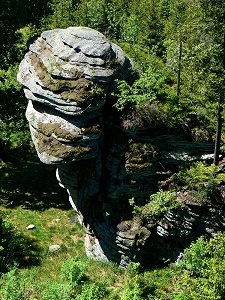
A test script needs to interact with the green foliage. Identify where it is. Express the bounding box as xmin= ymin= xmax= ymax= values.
xmin=39 ymin=257 xmax=108 ymax=299
xmin=164 ymin=0 xmax=225 ymax=134
xmin=115 ymin=56 xmax=177 ymax=111
xmin=178 ymin=236 xmax=208 ymax=275
xmin=130 ymin=190 xmax=185 ymax=221
xmin=128 ymin=197 xmax=142 ymax=214
xmin=121 ymin=263 xmax=143 ymax=300
xmin=75 ymin=0 xmax=108 ymax=33
xmin=0 ymin=65 xmax=21 ymax=92
xmin=0 ymin=0 xmax=49 ymax=68
xmin=121 ymin=14 xmax=139 ymax=44
xmin=120 ymin=263 xmax=180 ymax=299
xmin=127 ymin=262 xmax=141 ymax=277
xmin=40 ymin=282 xmax=71 ymax=300
xmin=0 ymin=64 xmax=31 ymax=150
xmin=166 ymin=162 xmax=225 ymax=203
xmin=182 ymin=162 xmax=225 ymax=187
xmin=76 ymin=283 xmax=107 ymax=300
xmin=121 ymin=278 xmax=143 ymax=300
xmin=41 ymin=0 xmax=78 ymax=30
xmin=0 ymin=120 xmax=30 ymax=149
xmin=148 ymin=191 xmax=179 ymax=215
xmin=60 ymin=257 xmax=87 ymax=287
xmin=0 ymin=268 xmax=26 ymax=300
xmin=174 ymin=233 xmax=225 ymax=299
xmin=16 ymin=24 xmax=40 ymax=55
xmin=141 ymin=190 xmax=182 ymax=220
xmin=0 ymin=64 xmax=25 ymax=120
